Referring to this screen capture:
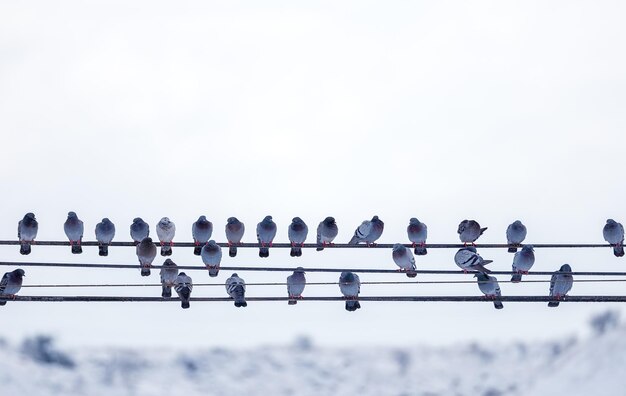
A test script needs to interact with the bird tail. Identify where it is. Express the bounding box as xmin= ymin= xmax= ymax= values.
xmin=20 ymin=242 xmax=31 ymax=255
xmin=614 ymin=245 xmax=625 ymax=257
xmin=548 ymin=301 xmax=560 ymax=307
xmin=208 ymin=266 xmax=220 ymax=277
xmin=161 ymin=245 xmax=172 ymax=256
xmin=180 ymin=288 xmax=191 ymax=309
xmin=290 ymin=247 xmax=302 ymax=257
xmin=0 ymin=301 xmax=6 ymax=306
xmin=493 ymin=301 xmax=504 ymax=309
xmin=474 ymin=265 xmax=492 ymax=274
xmin=259 ymin=247 xmax=269 ymax=258
xmin=99 ymin=244 xmax=108 ymax=257
xmin=508 ymin=246 xmax=518 ymax=253
xmin=162 ymin=285 xmax=172 ymax=298
xmin=233 ymin=286 xmax=247 ymax=307
xmin=511 ymin=273 xmax=523 ymax=283
xmin=229 ymin=246 xmax=237 ymax=257
xmin=406 ymin=270 xmax=417 ymax=278
xmin=141 ymin=267 xmax=151 ymax=277
xmin=316 ymin=246 xmax=324 ymax=252
xmin=348 ymin=236 xmax=359 ymax=245
xmin=194 ymin=246 xmax=202 ymax=256
xmin=181 ymin=300 xmax=190 ymax=309
xmin=71 ymin=244 xmax=82 ymax=254
xmin=480 ymin=227 xmax=488 ymax=235
xmin=414 ymin=247 xmax=427 ymax=256
xmin=288 ymin=299 xmax=297 ymax=305
xmin=345 ymin=300 xmax=361 ymax=312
